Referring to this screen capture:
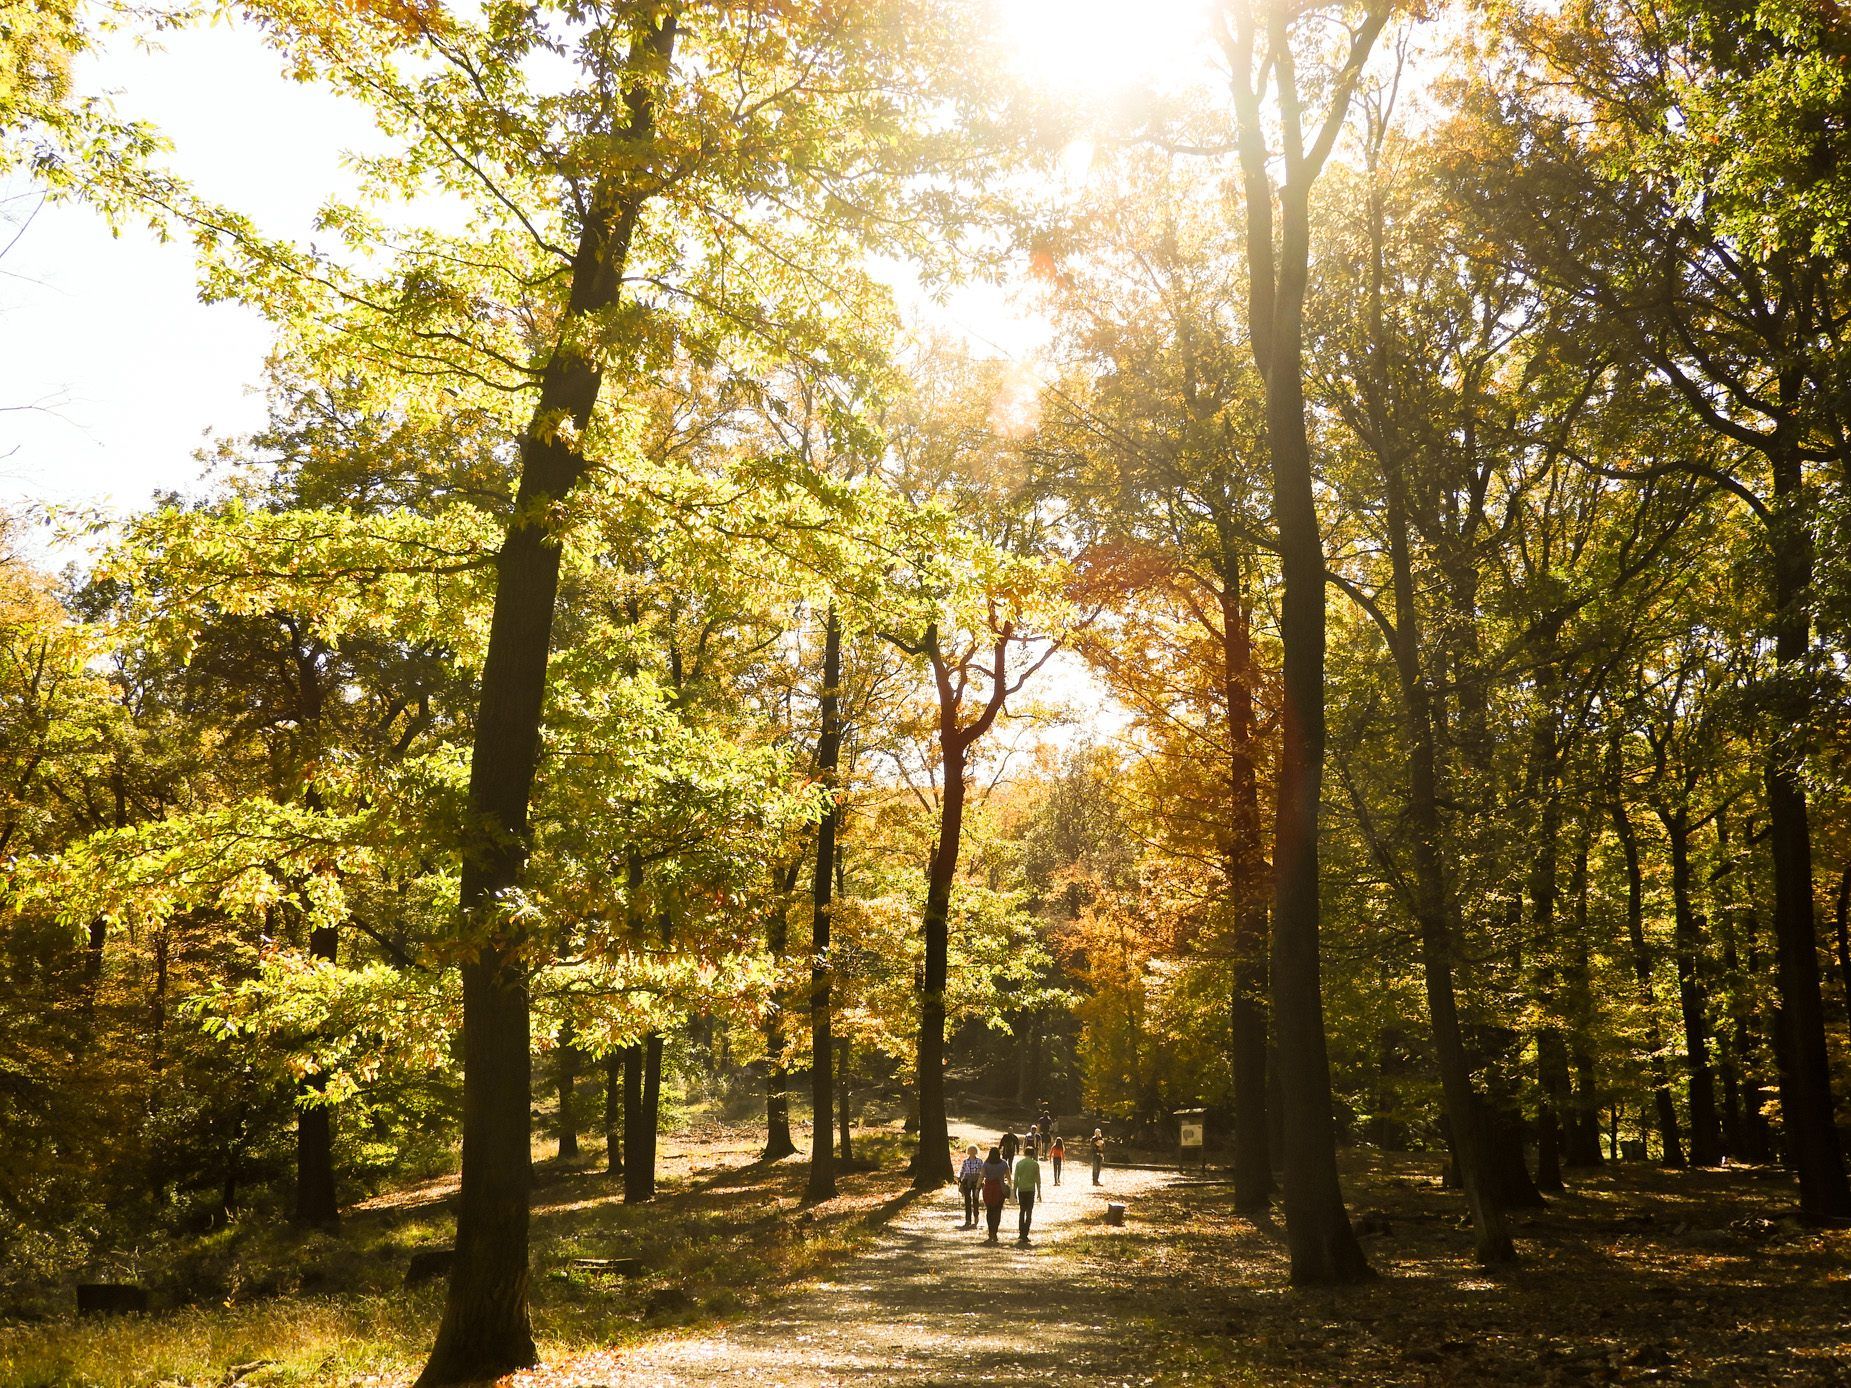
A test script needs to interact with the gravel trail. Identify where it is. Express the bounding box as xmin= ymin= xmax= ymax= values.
xmin=581 ymin=1133 xmax=1174 ymax=1387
